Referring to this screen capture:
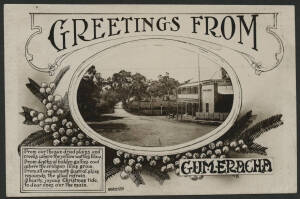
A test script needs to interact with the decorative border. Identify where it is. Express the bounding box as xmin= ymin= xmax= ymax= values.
xmin=239 ymin=13 xmax=284 ymax=75
xmin=25 ymin=14 xmax=55 ymax=75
